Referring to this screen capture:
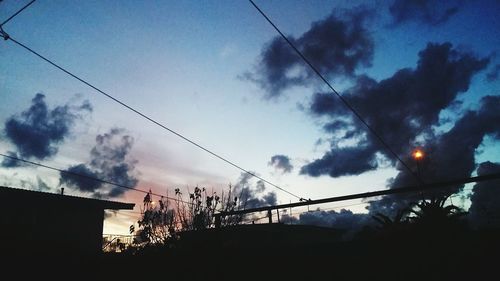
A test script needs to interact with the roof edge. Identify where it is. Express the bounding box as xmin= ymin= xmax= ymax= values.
xmin=0 ymin=186 xmax=135 ymax=210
